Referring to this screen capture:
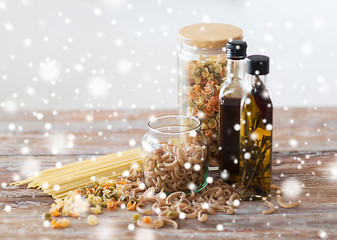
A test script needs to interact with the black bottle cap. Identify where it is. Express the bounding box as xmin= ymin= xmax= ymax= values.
xmin=246 ymin=55 xmax=270 ymax=75
xmin=226 ymin=40 xmax=247 ymax=60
